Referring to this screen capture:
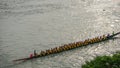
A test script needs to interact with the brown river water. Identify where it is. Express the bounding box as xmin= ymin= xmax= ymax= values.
xmin=0 ymin=0 xmax=120 ymax=68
